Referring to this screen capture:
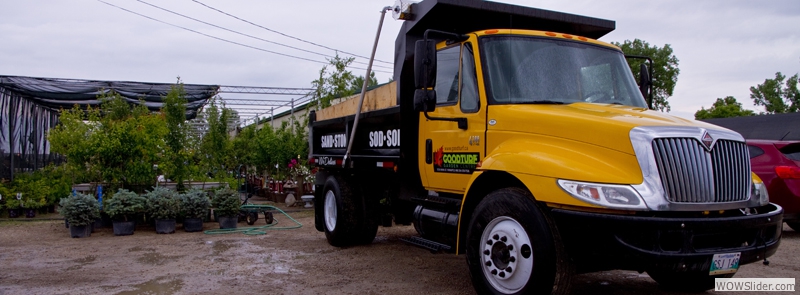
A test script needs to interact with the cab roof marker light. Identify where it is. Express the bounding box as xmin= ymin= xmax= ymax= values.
xmin=545 ymin=32 xmax=557 ymax=37
xmin=484 ymin=29 xmax=499 ymax=34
